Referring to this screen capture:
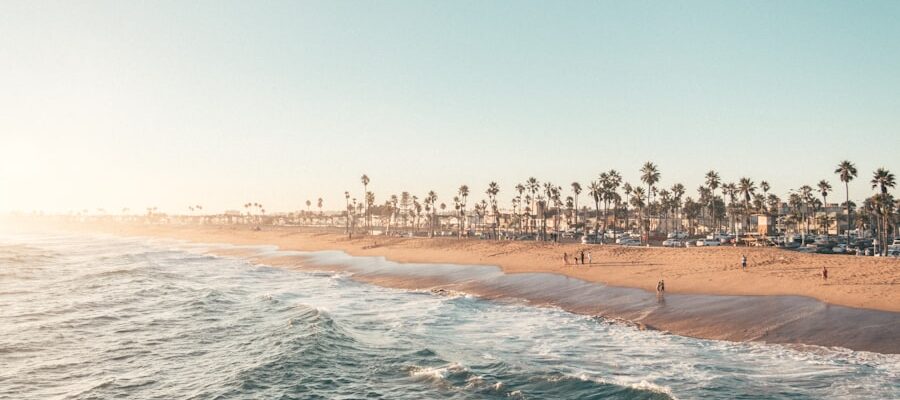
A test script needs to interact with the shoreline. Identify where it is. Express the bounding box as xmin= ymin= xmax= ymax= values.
xmin=270 ymin=252 xmax=900 ymax=354
xmin=4 ymin=220 xmax=900 ymax=353
xmin=17 ymin=220 xmax=899 ymax=312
